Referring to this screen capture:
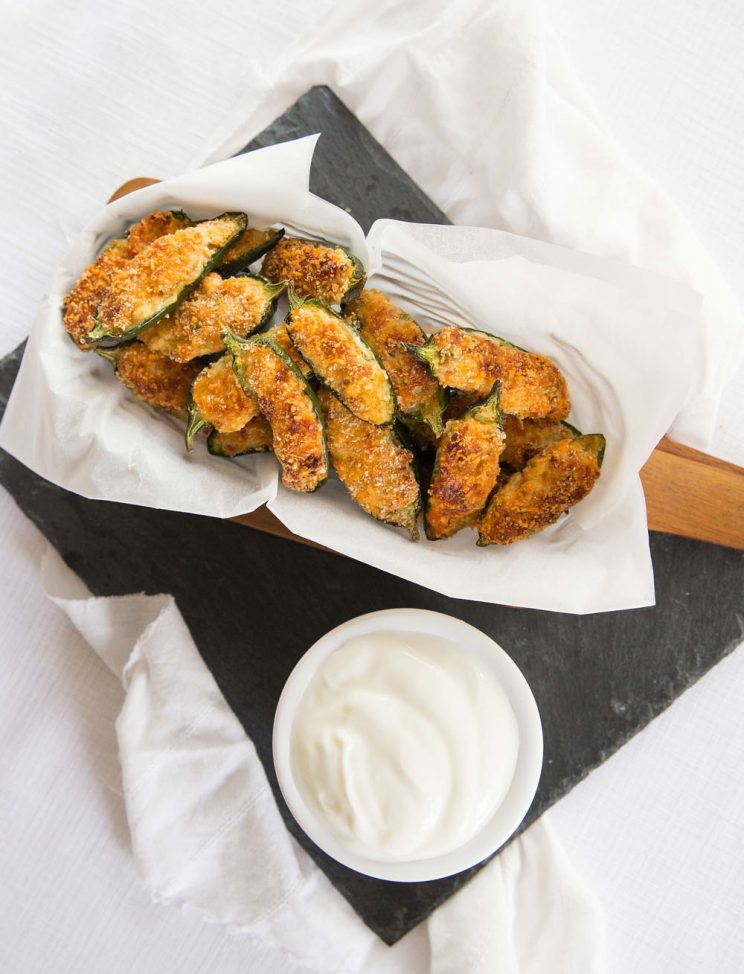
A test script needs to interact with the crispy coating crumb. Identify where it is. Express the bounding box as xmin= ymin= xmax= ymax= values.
xmin=191 ymin=355 xmax=259 ymax=432
xmin=209 ymin=416 xmax=273 ymax=456
xmin=63 ymin=211 xmax=189 ymax=348
xmin=232 ymin=339 xmax=327 ymax=492
xmin=218 ymin=227 xmax=282 ymax=270
xmin=319 ymin=387 xmax=420 ymax=539
xmin=478 ymin=435 xmax=603 ymax=545
xmin=64 ymin=242 xmax=130 ymax=348
xmin=426 ymin=397 xmax=505 ymax=540
xmin=141 ymin=273 xmax=272 ymax=361
xmin=345 ymin=289 xmax=443 ymax=433
xmin=423 ymin=327 xmax=570 ymax=420
xmin=124 ymin=210 xmax=190 ymax=252
xmin=95 ymin=216 xmax=243 ymax=338
xmin=264 ymin=322 xmax=313 ymax=378
xmin=113 ymin=343 xmax=200 ymax=418
xmin=501 ymin=416 xmax=574 ymax=469
xmin=262 ymin=238 xmax=357 ymax=304
xmin=288 ymin=302 xmax=394 ymax=425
